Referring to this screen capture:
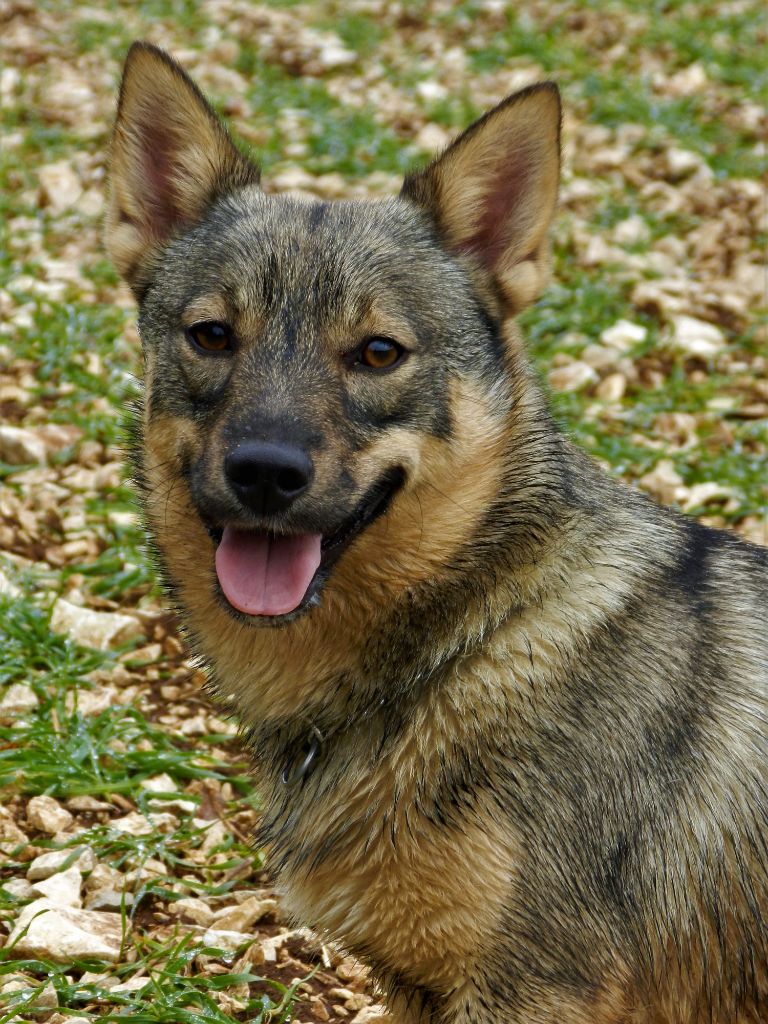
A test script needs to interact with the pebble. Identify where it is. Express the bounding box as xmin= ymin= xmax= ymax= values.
xmin=599 ymin=319 xmax=647 ymax=350
xmin=595 ymin=373 xmax=627 ymax=402
xmin=0 ymin=681 xmax=38 ymax=716
xmin=27 ymin=846 xmax=96 ymax=881
xmin=0 ymin=425 xmax=47 ymax=465
xmin=49 ymin=598 xmax=144 ymax=651
xmin=9 ymin=900 xmax=124 ymax=962
xmin=670 ymin=315 xmax=726 ymax=356
xmin=27 ymin=795 xmax=74 ymax=835
xmin=548 ymin=360 xmax=597 ymax=392
xmin=212 ymin=896 xmax=277 ymax=933
xmin=38 ymin=160 xmax=83 ymax=215
xmin=31 ymin=866 xmax=83 ymax=908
